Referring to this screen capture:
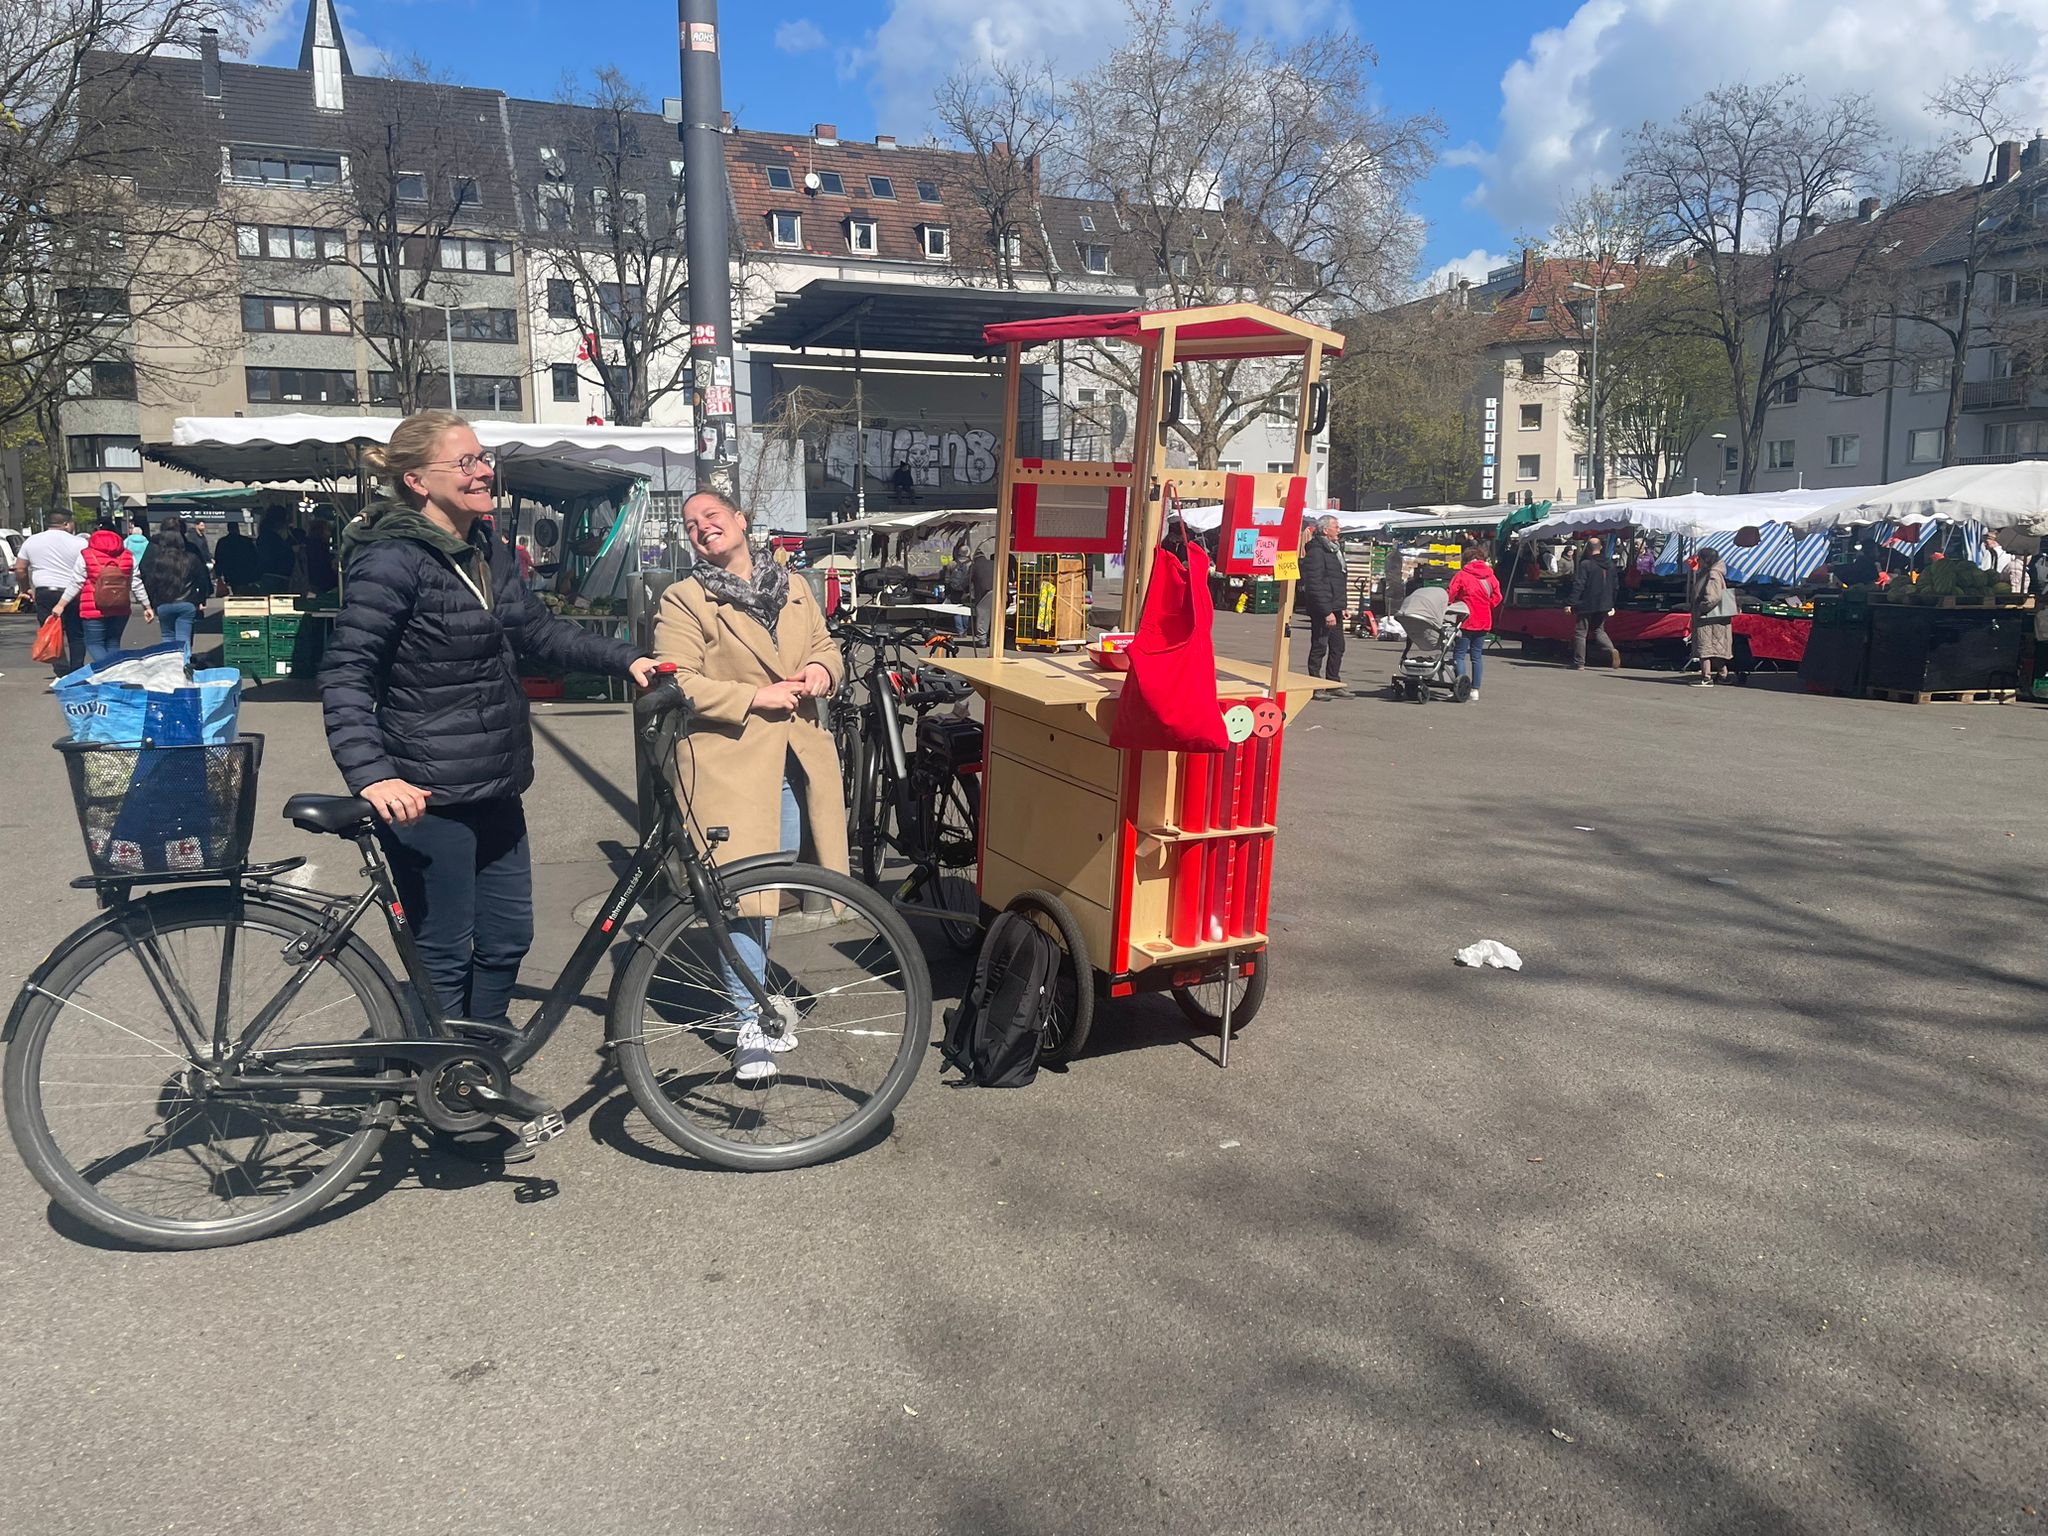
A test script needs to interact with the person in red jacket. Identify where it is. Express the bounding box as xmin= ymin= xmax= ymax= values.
xmin=1446 ymin=539 xmax=1503 ymax=702
xmin=54 ymin=519 xmax=148 ymax=665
